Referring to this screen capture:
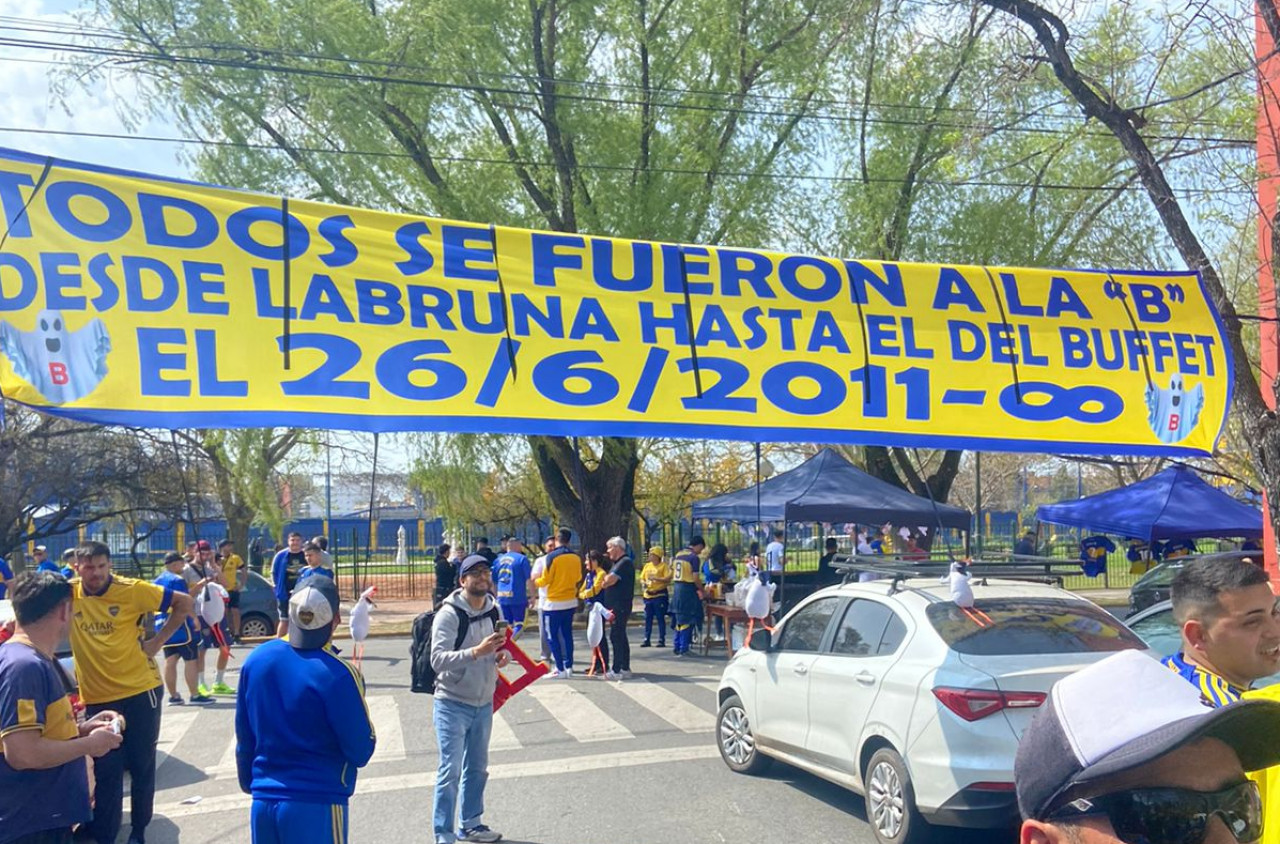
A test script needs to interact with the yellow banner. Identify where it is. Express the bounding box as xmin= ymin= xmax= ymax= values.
xmin=0 ymin=148 xmax=1231 ymax=456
